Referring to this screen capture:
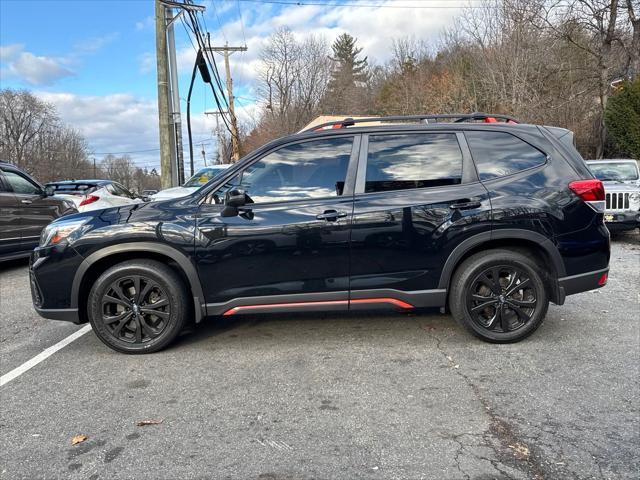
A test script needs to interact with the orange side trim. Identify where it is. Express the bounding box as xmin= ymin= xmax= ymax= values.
xmin=221 ymin=297 xmax=415 ymax=316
